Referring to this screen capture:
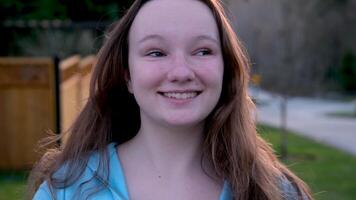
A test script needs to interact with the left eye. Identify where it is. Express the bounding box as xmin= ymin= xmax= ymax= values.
xmin=147 ymin=51 xmax=166 ymax=57
xmin=195 ymin=49 xmax=212 ymax=56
